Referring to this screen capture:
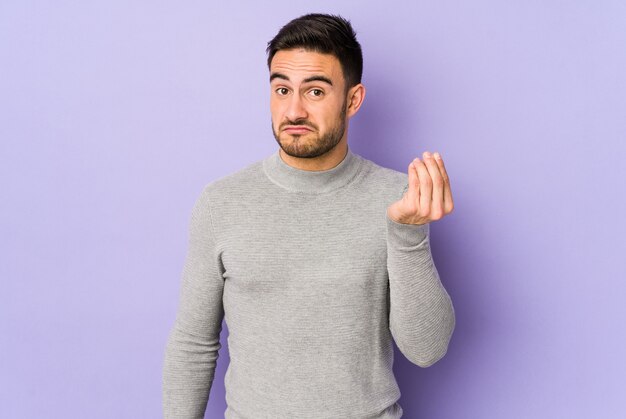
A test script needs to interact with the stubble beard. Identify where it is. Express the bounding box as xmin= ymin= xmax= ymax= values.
xmin=272 ymin=101 xmax=347 ymax=159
